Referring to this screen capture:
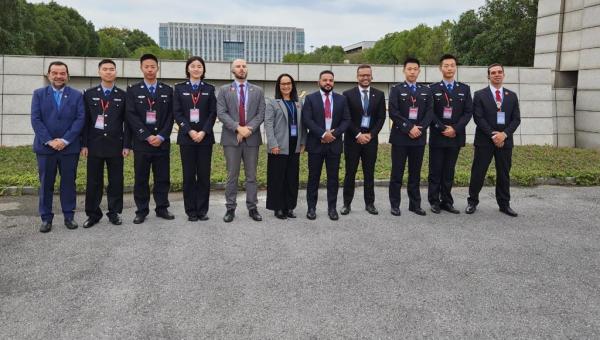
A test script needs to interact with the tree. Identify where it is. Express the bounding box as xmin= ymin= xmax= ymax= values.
xmin=130 ymin=45 xmax=188 ymax=60
xmin=0 ymin=0 xmax=35 ymax=55
xmin=451 ymin=0 xmax=538 ymax=66
xmin=97 ymin=27 xmax=158 ymax=57
xmin=283 ymin=45 xmax=346 ymax=64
